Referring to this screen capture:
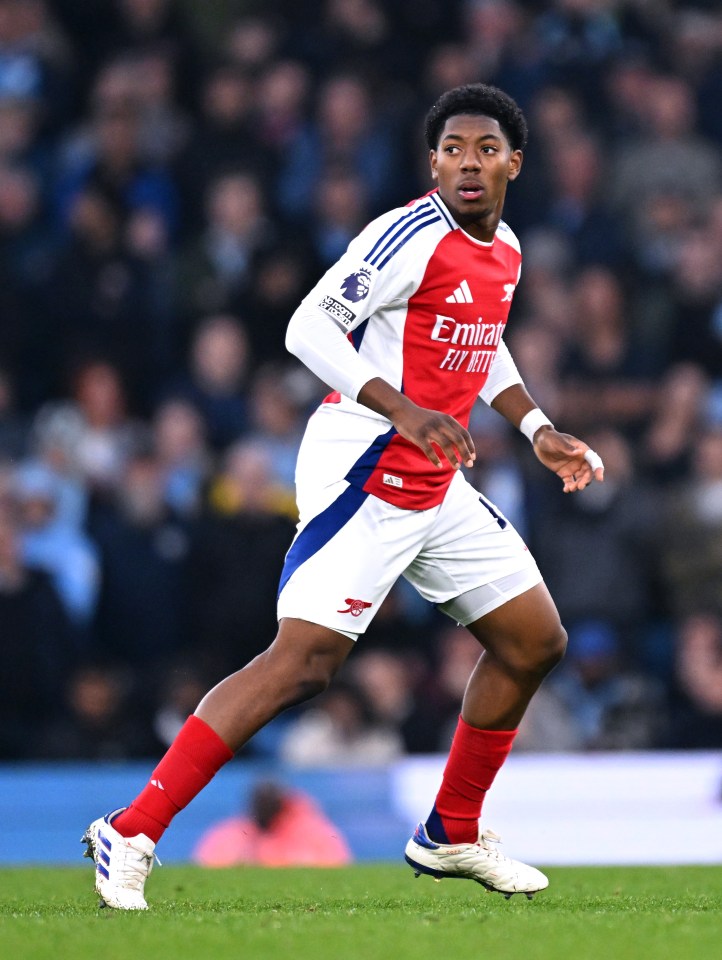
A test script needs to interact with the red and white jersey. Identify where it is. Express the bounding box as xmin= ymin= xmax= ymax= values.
xmin=286 ymin=190 xmax=524 ymax=511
